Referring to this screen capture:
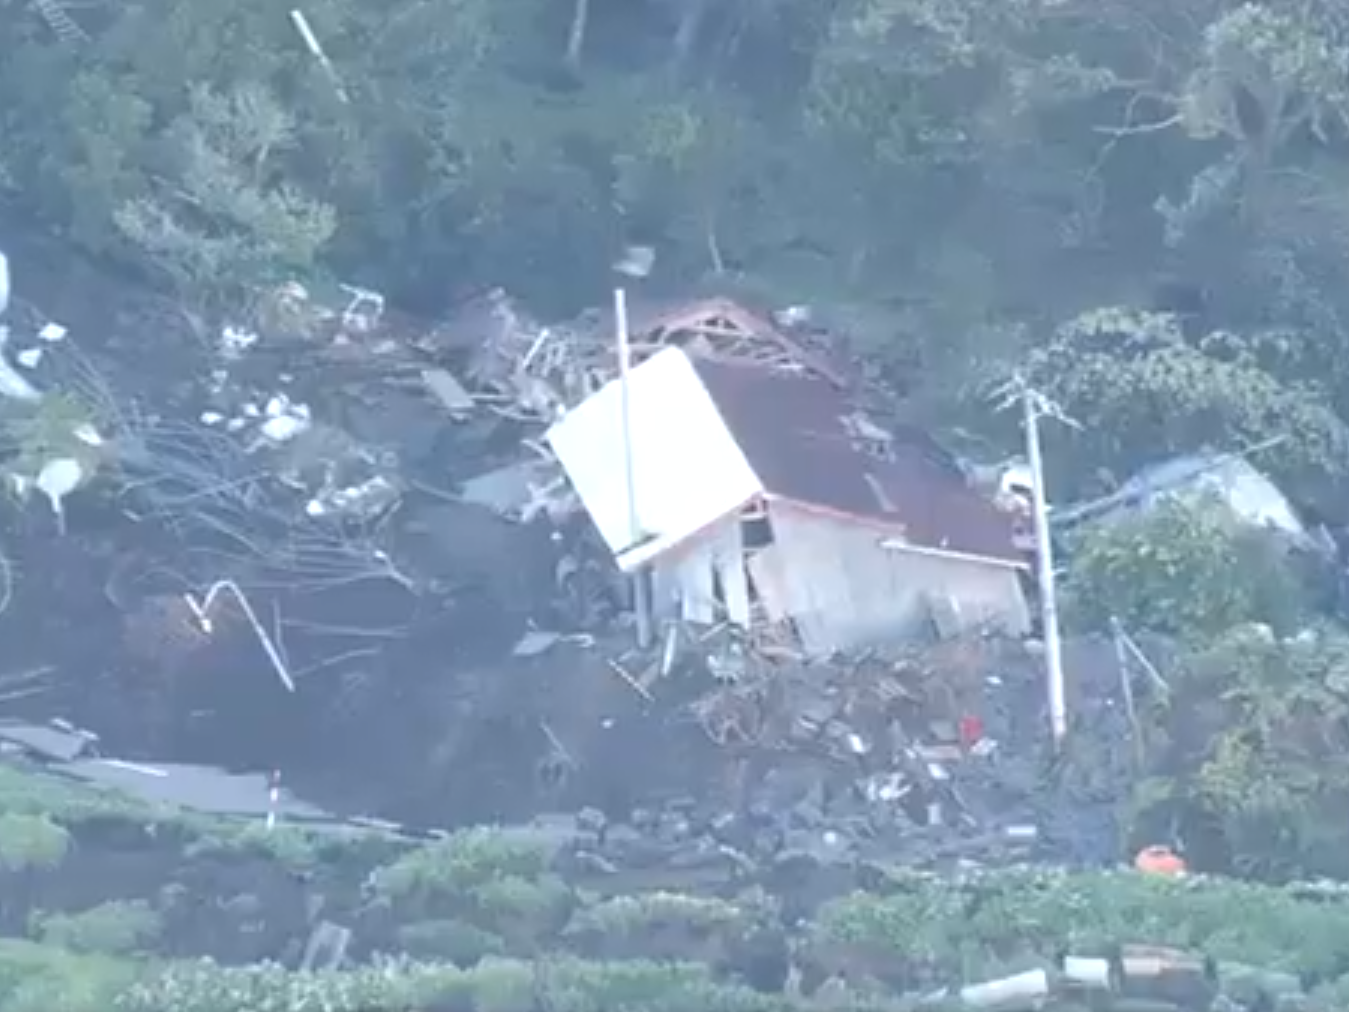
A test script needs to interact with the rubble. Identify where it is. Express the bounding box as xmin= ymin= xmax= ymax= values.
xmin=0 ymin=262 xmax=1151 ymax=887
